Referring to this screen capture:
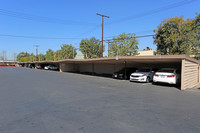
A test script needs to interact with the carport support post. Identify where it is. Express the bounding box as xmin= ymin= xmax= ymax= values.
xmin=181 ymin=59 xmax=185 ymax=90
xmin=92 ymin=63 xmax=94 ymax=75
xmin=35 ymin=63 xmax=38 ymax=69
xmin=73 ymin=63 xmax=75 ymax=72
xmin=199 ymin=65 xmax=200 ymax=83
xmin=59 ymin=63 xmax=63 ymax=72
xmin=124 ymin=61 xmax=127 ymax=79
